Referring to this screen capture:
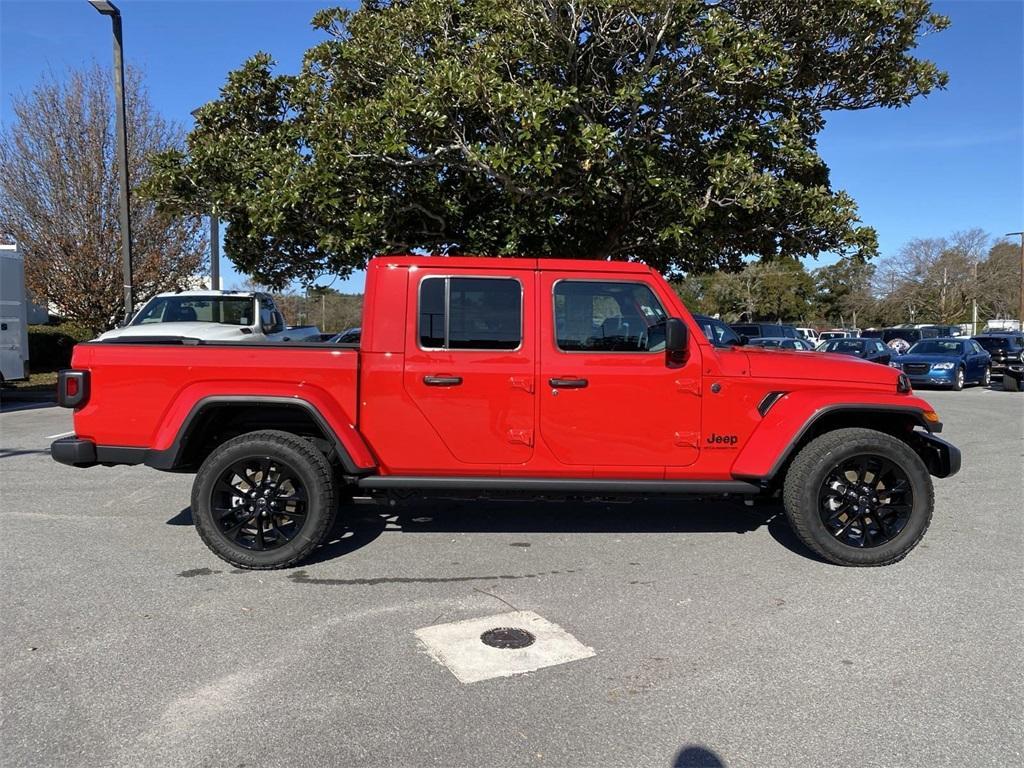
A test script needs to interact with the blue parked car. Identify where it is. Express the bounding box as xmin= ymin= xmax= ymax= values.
xmin=892 ymin=337 xmax=992 ymax=391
